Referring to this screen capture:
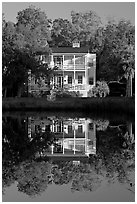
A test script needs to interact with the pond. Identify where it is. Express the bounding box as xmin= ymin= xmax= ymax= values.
xmin=2 ymin=112 xmax=135 ymax=202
